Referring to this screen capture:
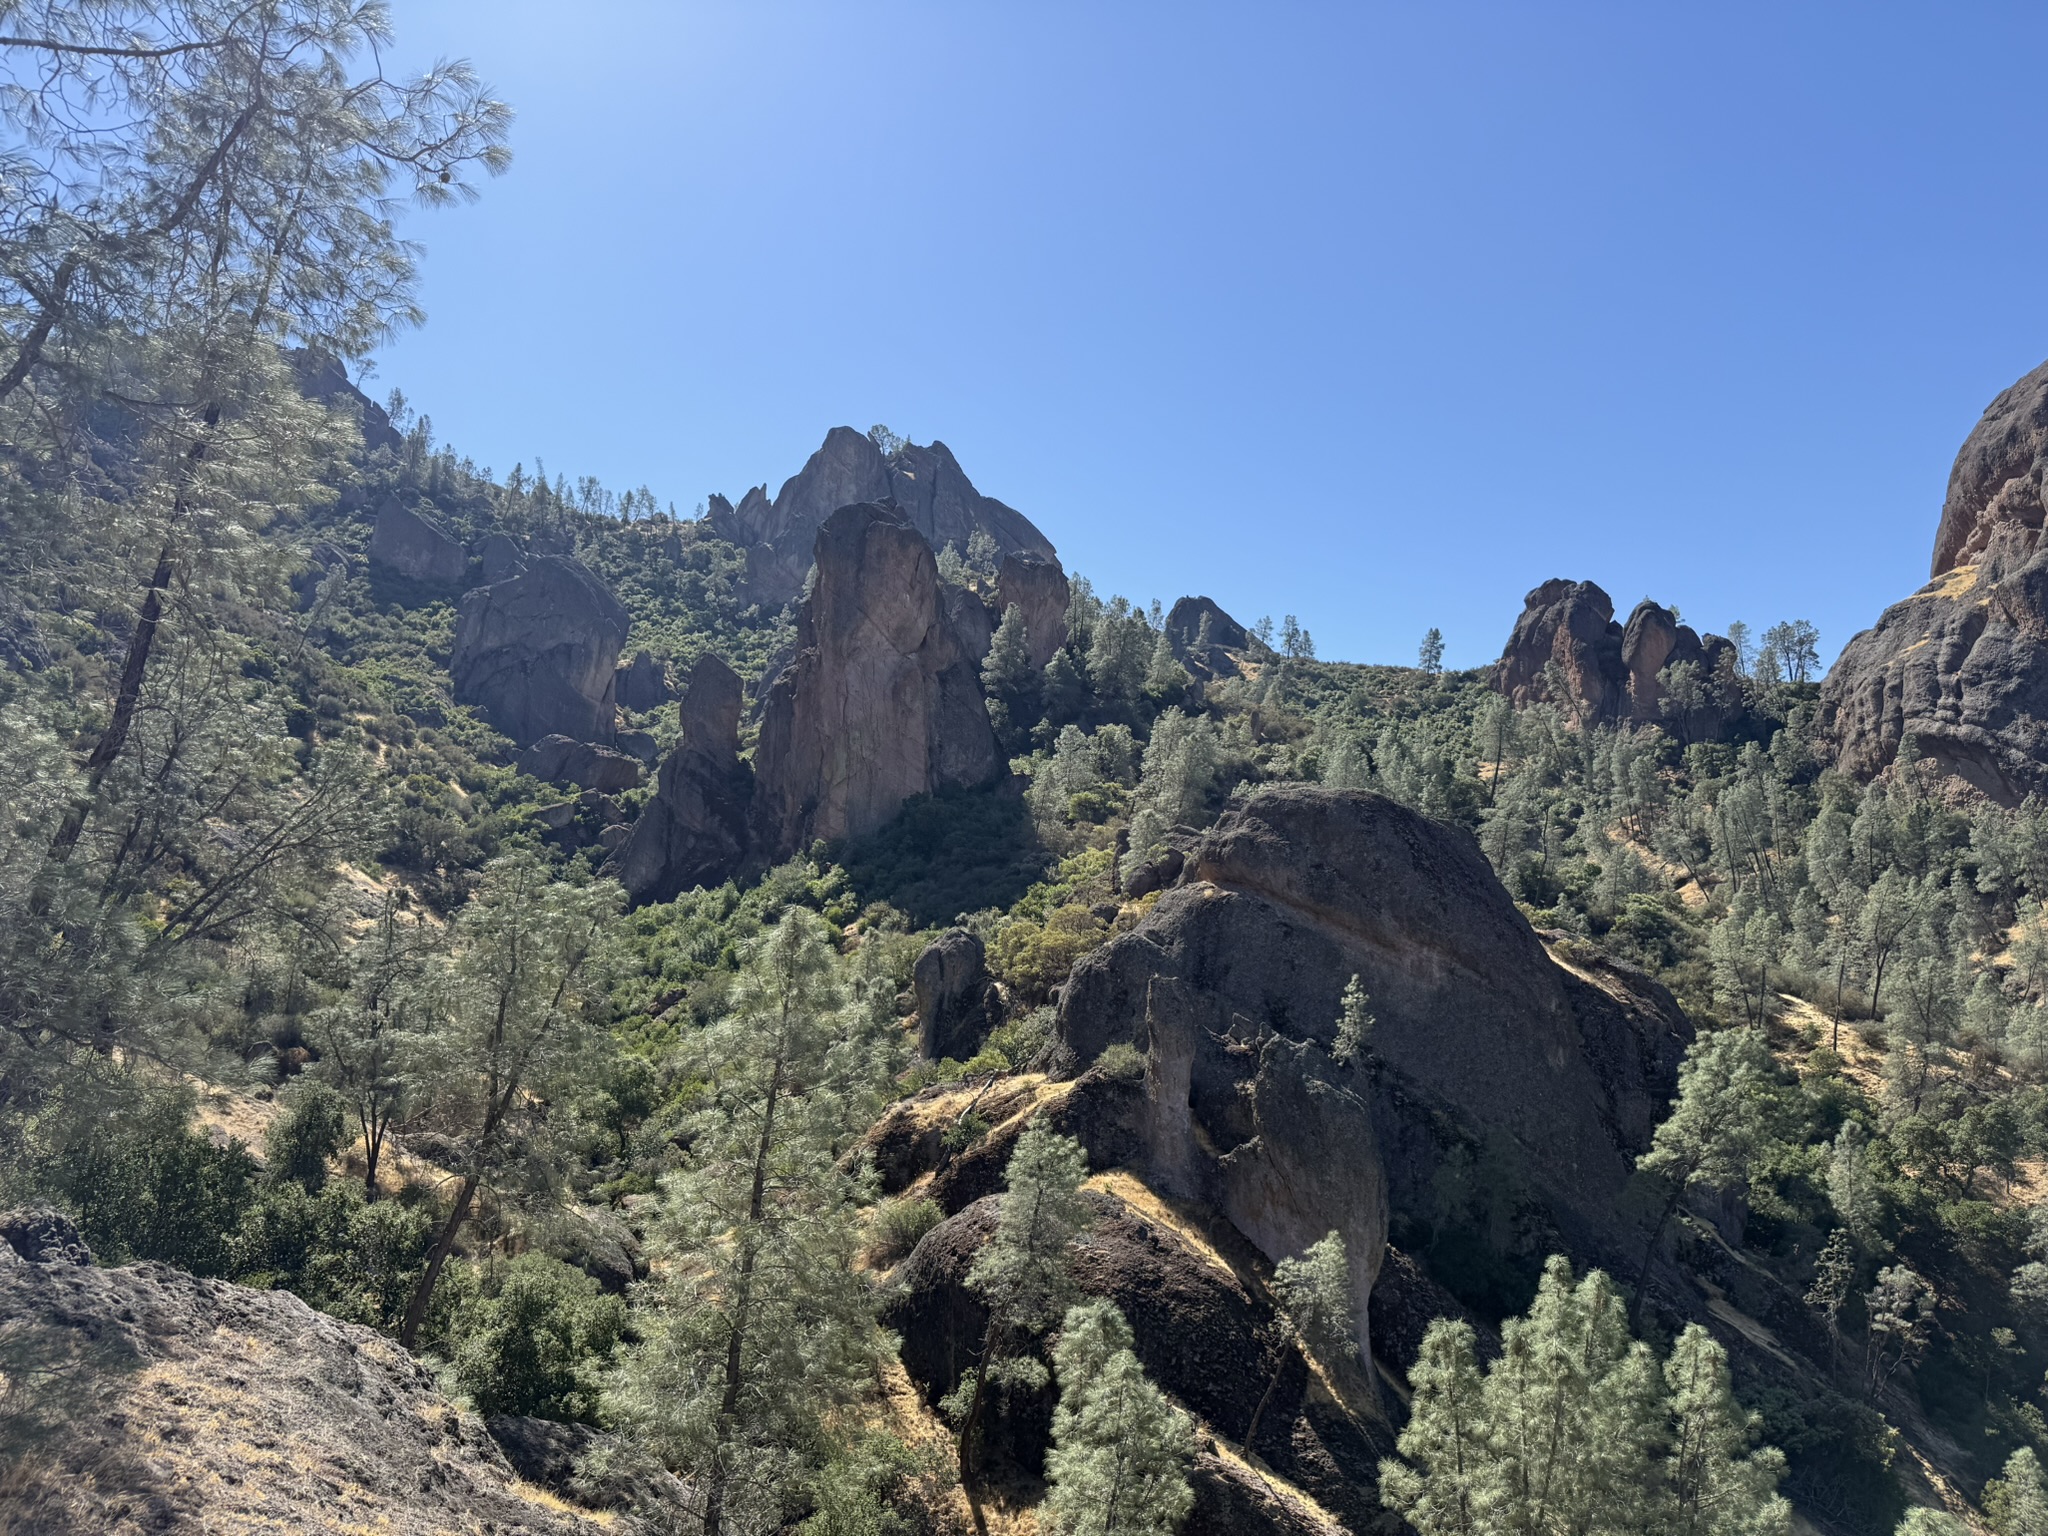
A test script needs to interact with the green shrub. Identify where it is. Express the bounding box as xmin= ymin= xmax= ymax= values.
xmin=1095 ymin=1042 xmax=1145 ymax=1083
xmin=52 ymin=1096 xmax=257 ymax=1276
xmin=264 ymin=1079 xmax=350 ymax=1192
xmin=450 ymin=1254 xmax=624 ymax=1421
xmin=867 ymin=1196 xmax=945 ymax=1265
